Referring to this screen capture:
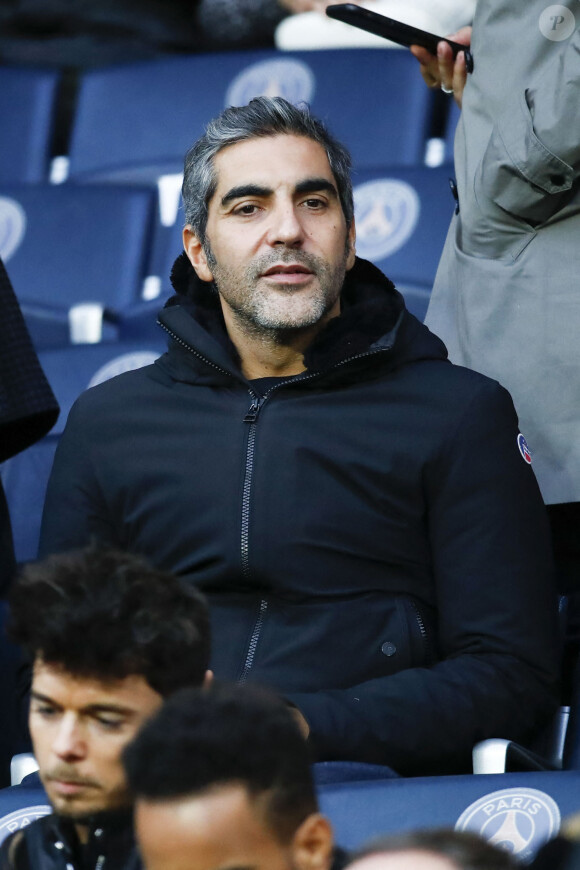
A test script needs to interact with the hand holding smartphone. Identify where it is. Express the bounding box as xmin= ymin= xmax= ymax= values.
xmin=325 ymin=4 xmax=473 ymax=72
